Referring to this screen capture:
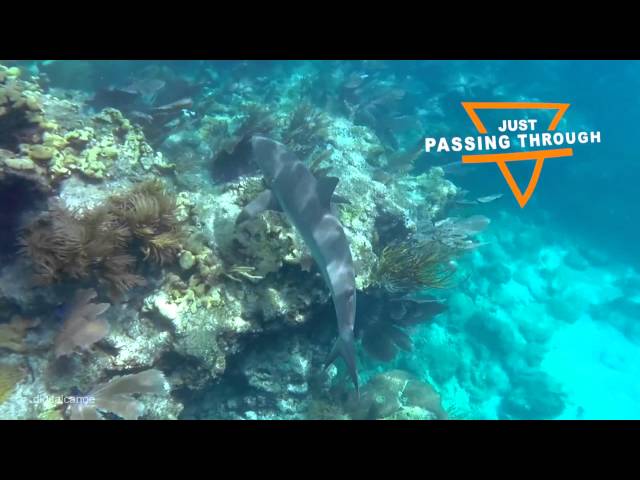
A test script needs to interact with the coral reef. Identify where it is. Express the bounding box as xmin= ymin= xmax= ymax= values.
xmin=0 ymin=60 xmax=491 ymax=420
xmin=373 ymin=240 xmax=457 ymax=294
xmin=183 ymin=331 xmax=337 ymax=420
xmin=0 ymin=66 xmax=45 ymax=153
xmin=346 ymin=370 xmax=447 ymax=420
xmin=1 ymin=68 xmax=172 ymax=186
xmin=19 ymin=179 xmax=183 ymax=296
xmin=68 ymin=368 xmax=171 ymax=420
xmin=54 ymin=289 xmax=110 ymax=358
